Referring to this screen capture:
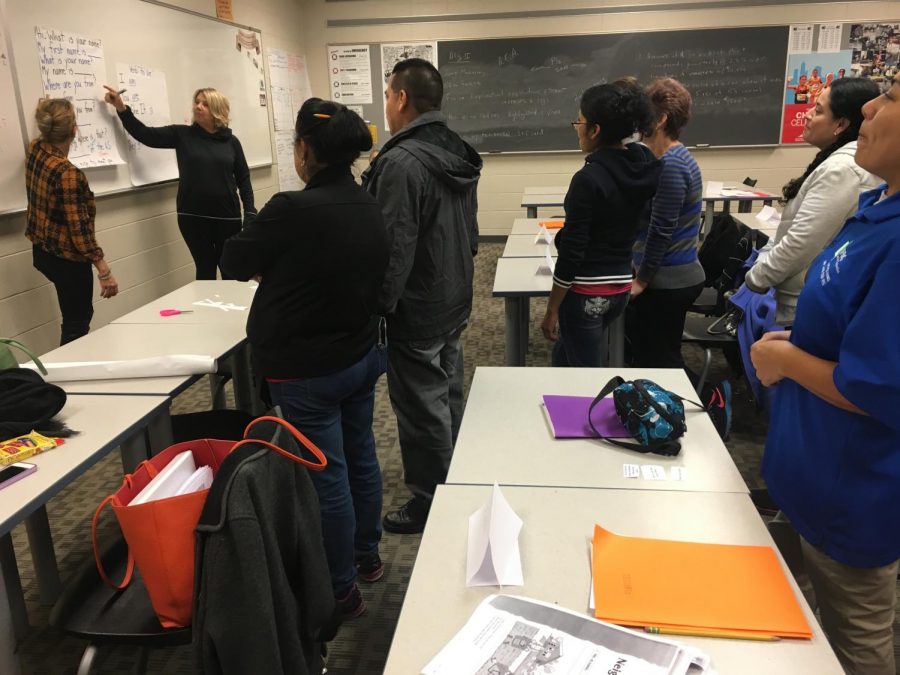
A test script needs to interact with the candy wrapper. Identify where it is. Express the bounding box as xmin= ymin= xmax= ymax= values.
xmin=0 ymin=431 xmax=65 ymax=466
